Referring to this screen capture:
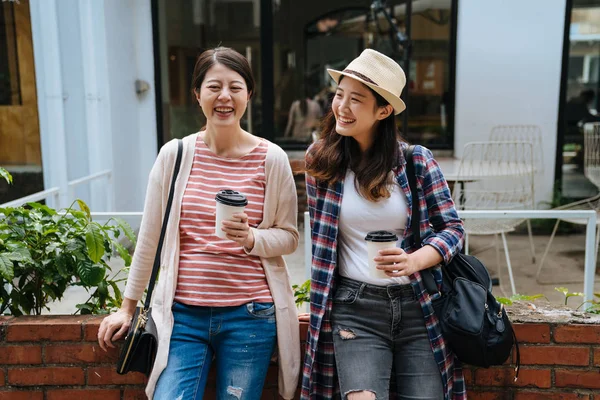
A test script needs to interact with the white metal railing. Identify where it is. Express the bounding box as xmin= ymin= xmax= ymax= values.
xmin=304 ymin=210 xmax=598 ymax=303
xmin=0 ymin=187 xmax=60 ymax=208
xmin=0 ymin=170 xmax=113 ymax=209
